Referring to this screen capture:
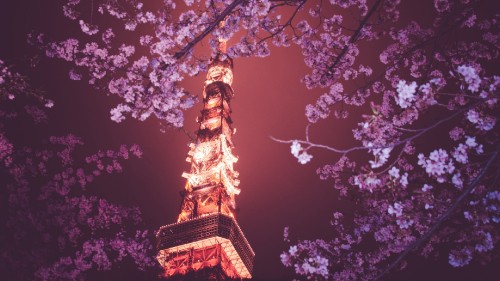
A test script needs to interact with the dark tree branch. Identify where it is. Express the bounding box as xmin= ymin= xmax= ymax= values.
xmin=374 ymin=143 xmax=500 ymax=280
